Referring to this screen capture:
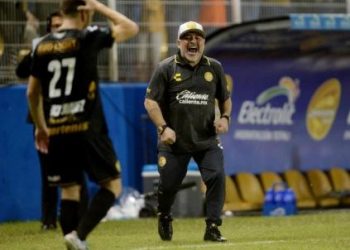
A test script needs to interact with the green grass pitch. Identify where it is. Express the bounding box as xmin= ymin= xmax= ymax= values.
xmin=0 ymin=209 xmax=349 ymax=249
